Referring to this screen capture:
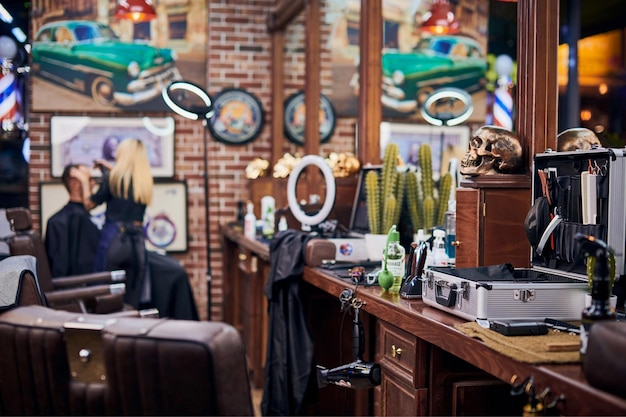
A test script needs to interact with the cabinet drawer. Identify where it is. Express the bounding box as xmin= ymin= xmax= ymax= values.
xmin=378 ymin=321 xmax=429 ymax=389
